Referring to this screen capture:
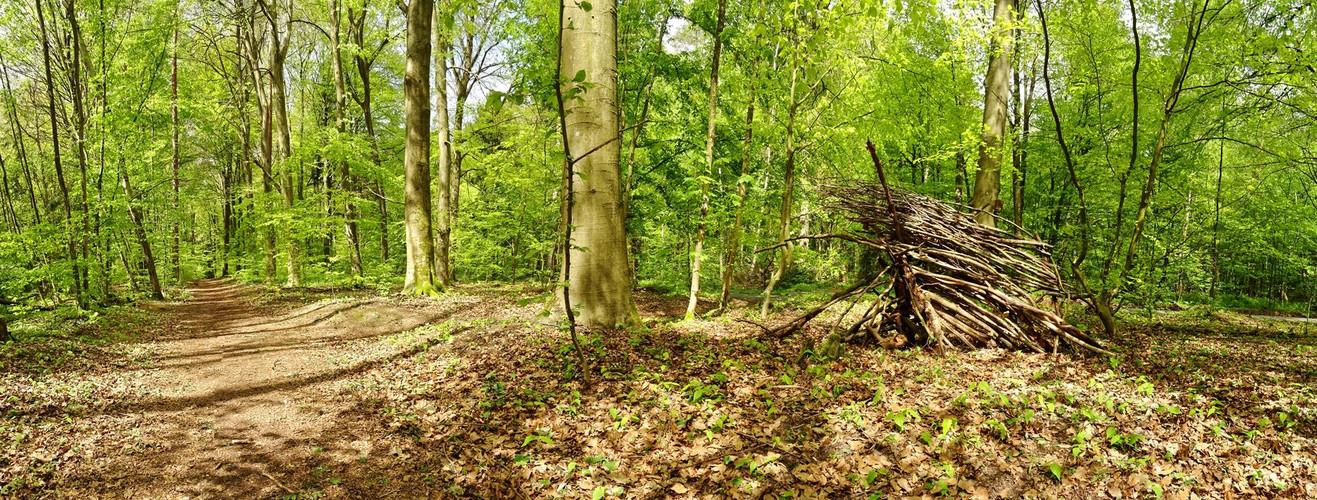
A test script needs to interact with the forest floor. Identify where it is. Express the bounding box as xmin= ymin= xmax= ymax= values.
xmin=2 ymin=281 xmax=1317 ymax=499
